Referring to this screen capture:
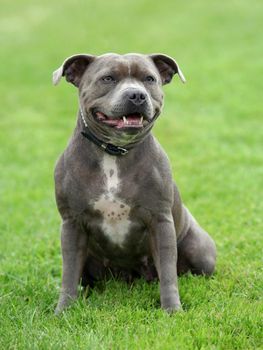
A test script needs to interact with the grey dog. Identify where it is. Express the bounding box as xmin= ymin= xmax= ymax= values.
xmin=52 ymin=53 xmax=216 ymax=314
